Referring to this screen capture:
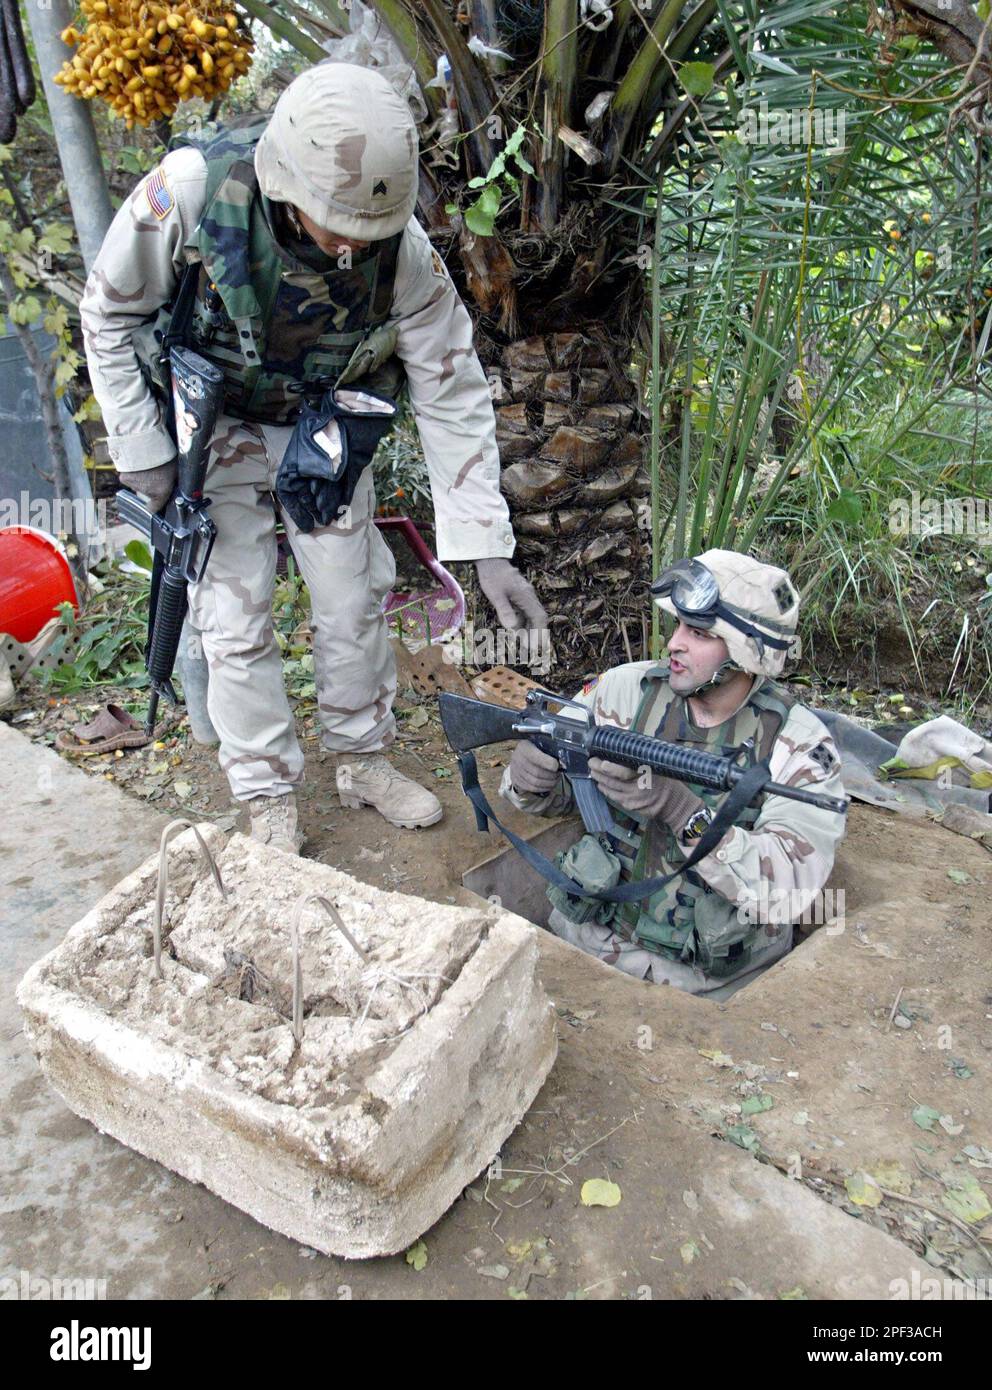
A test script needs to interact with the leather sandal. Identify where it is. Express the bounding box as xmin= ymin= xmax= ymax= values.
xmin=55 ymin=703 xmax=151 ymax=755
